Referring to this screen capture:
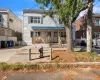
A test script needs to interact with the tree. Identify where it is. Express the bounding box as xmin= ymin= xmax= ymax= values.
xmin=35 ymin=0 xmax=87 ymax=52
xmin=86 ymin=0 xmax=94 ymax=52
